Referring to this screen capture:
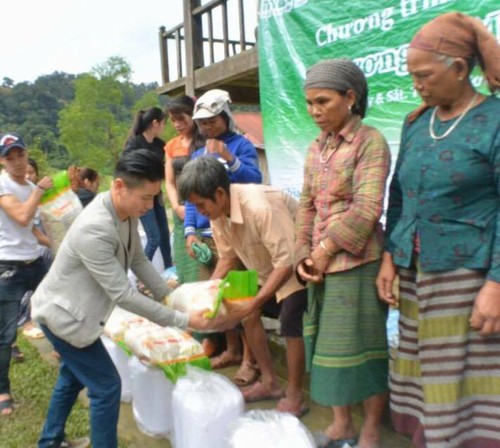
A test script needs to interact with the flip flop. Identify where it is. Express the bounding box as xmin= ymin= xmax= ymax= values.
xmin=0 ymin=398 xmax=14 ymax=416
xmin=11 ymin=345 xmax=24 ymax=363
xmin=232 ymin=362 xmax=260 ymax=387
xmin=276 ymin=397 xmax=310 ymax=418
xmin=242 ymin=380 xmax=285 ymax=403
xmin=22 ymin=326 xmax=45 ymax=339
xmin=313 ymin=432 xmax=358 ymax=448
xmin=210 ymin=352 xmax=242 ymax=369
